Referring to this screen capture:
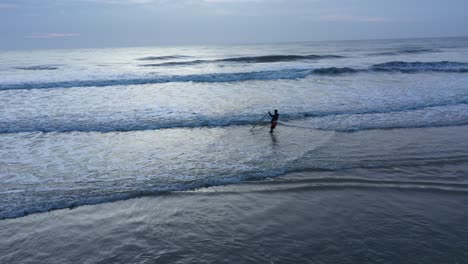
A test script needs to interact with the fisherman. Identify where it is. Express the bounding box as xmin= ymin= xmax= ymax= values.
xmin=268 ymin=109 xmax=279 ymax=133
